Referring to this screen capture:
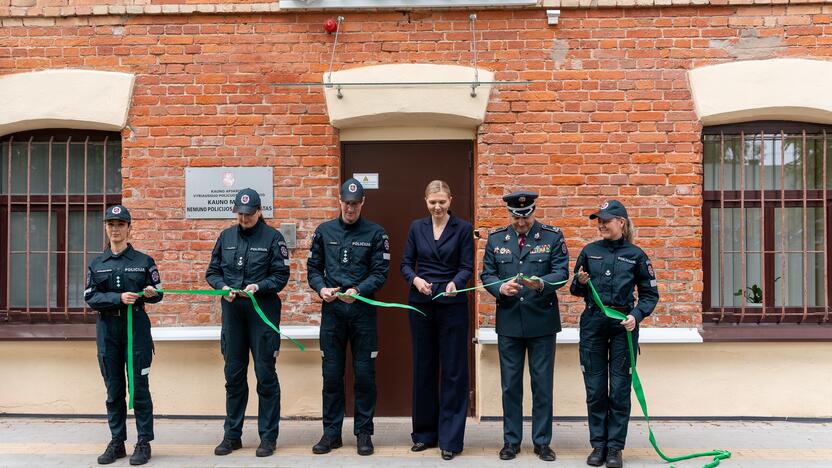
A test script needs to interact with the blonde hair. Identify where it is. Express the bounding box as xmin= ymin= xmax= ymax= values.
xmin=424 ymin=180 xmax=452 ymax=198
xmin=621 ymin=218 xmax=635 ymax=243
